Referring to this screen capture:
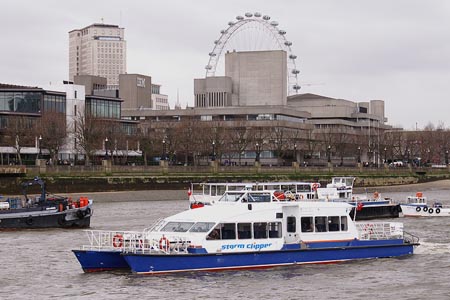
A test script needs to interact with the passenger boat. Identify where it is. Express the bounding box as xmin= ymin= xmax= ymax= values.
xmin=0 ymin=177 xmax=93 ymax=229
xmin=400 ymin=192 xmax=450 ymax=217
xmin=189 ymin=178 xmax=402 ymax=220
xmin=73 ymin=189 xmax=419 ymax=274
